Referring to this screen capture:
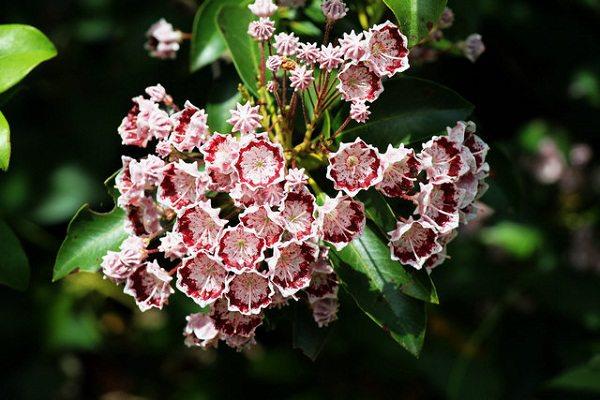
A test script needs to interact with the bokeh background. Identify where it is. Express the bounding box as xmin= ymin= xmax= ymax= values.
xmin=1 ymin=0 xmax=599 ymax=399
